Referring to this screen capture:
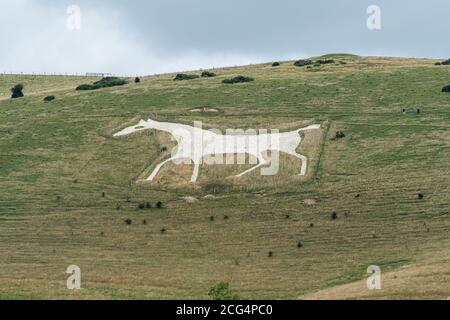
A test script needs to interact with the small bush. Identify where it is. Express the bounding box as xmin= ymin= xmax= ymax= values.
xmin=134 ymin=77 xmax=140 ymax=83
xmin=310 ymin=223 xmax=314 ymax=228
xmin=442 ymin=85 xmax=450 ymax=92
xmin=156 ymin=201 xmax=163 ymax=209
xmin=208 ymin=282 xmax=240 ymax=300
xmin=268 ymin=251 xmax=273 ymax=257
xmin=11 ymin=84 xmax=24 ymax=99
xmin=331 ymin=212 xmax=338 ymax=220
xmin=160 ymin=228 xmax=166 ymax=234
xmin=174 ymin=73 xmax=199 ymax=81
xmin=297 ymin=241 xmax=303 ymax=248
xmin=435 ymin=62 xmax=442 ymax=66
xmin=315 ymin=59 xmax=335 ymax=65
xmin=143 ymin=219 xmax=147 ymax=225
xmin=272 ymin=62 xmax=280 ymax=67
xmin=43 ymin=95 xmax=55 ymax=102
xmin=209 ymin=216 xmax=215 ymax=221
xmin=417 ymin=193 xmax=424 ymax=200
xmin=75 ymin=84 xmax=94 ymax=91
xmin=201 ymin=71 xmax=216 ymax=77
xmin=135 ymin=202 xmax=152 ymax=209
xmin=440 ymin=59 xmax=450 ymax=65
xmin=222 ymin=76 xmax=254 ymax=84
xmin=294 ymin=59 xmax=313 ymax=67
xmin=334 ymin=131 xmax=346 ymax=140
xmin=76 ymin=77 xmax=128 ymax=91
xmin=223 ymin=215 xmax=229 ymax=220
xmin=124 ymin=219 xmax=132 ymax=225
